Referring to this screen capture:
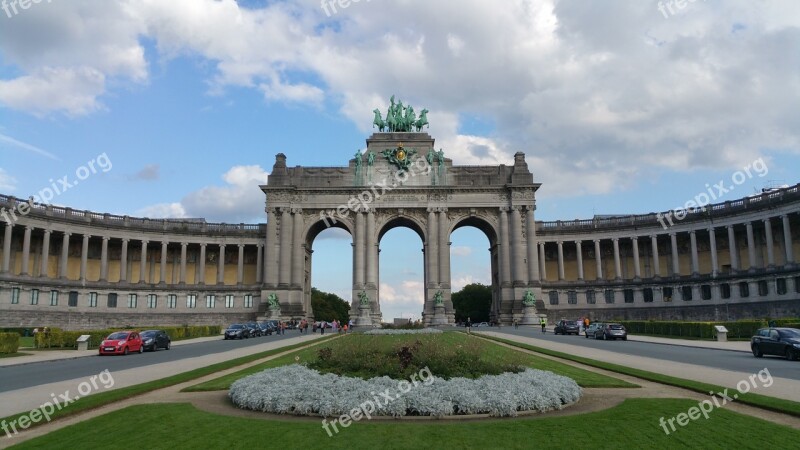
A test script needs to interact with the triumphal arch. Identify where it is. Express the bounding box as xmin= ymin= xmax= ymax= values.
xmin=260 ymin=97 xmax=541 ymax=326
